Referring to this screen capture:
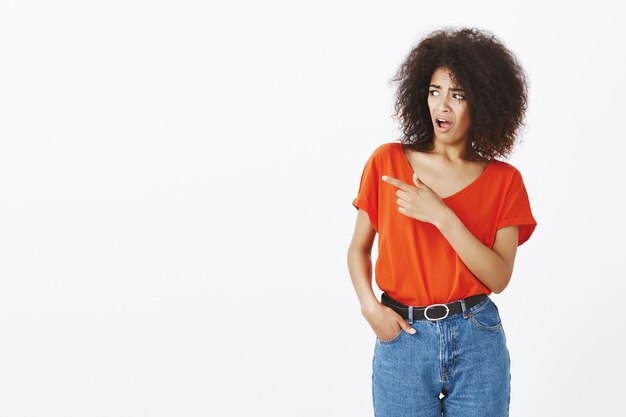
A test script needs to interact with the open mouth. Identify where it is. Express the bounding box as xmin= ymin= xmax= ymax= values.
xmin=436 ymin=118 xmax=451 ymax=129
